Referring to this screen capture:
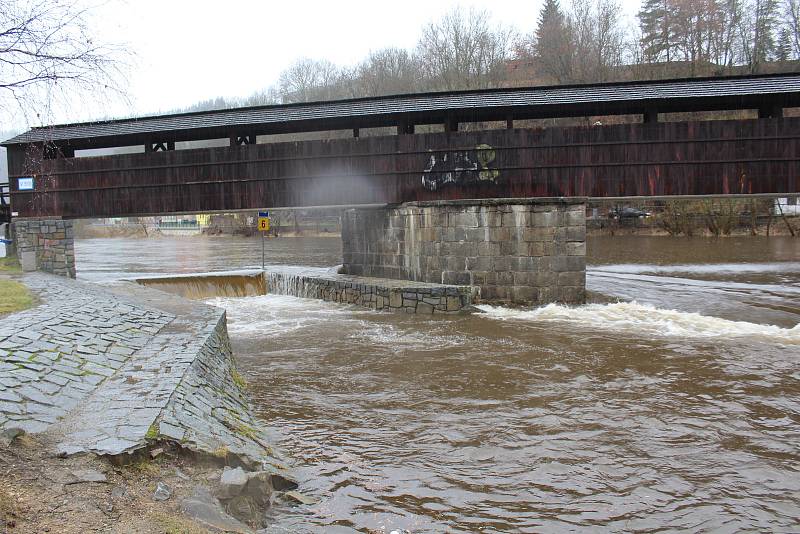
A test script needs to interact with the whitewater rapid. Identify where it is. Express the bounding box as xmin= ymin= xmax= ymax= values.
xmin=477 ymin=301 xmax=800 ymax=345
